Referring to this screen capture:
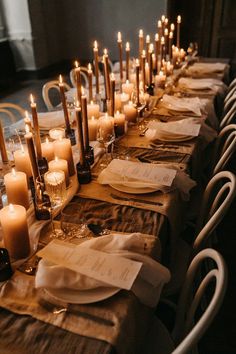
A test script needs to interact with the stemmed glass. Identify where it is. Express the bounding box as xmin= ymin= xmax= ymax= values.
xmin=97 ymin=114 xmax=116 ymax=167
